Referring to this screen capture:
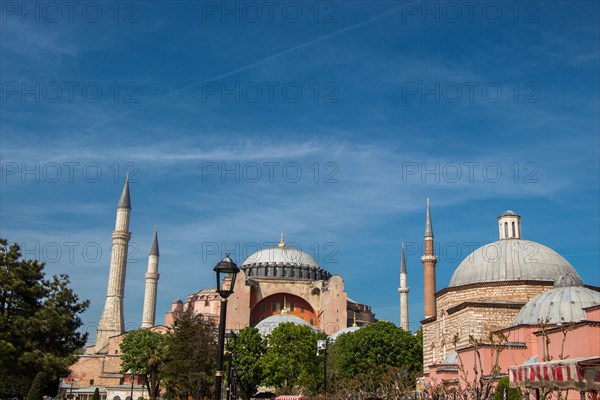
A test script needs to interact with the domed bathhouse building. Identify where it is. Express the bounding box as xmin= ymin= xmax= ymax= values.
xmin=165 ymin=234 xmax=376 ymax=335
xmin=420 ymin=206 xmax=600 ymax=398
